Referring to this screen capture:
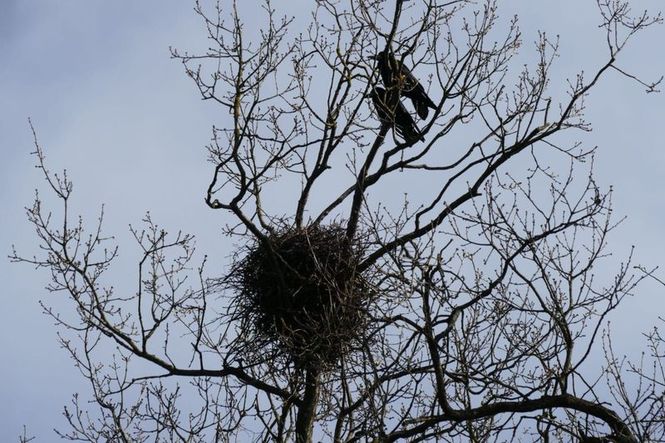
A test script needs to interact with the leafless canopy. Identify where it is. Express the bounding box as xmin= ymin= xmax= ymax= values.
xmin=14 ymin=0 xmax=665 ymax=442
